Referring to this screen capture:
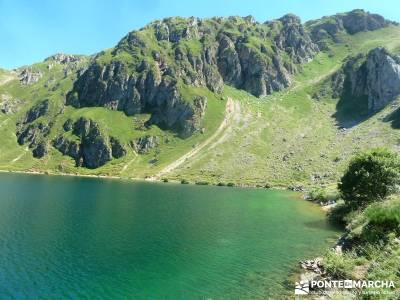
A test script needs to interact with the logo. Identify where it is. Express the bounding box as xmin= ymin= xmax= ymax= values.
xmin=294 ymin=279 xmax=396 ymax=296
xmin=295 ymin=281 xmax=309 ymax=295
